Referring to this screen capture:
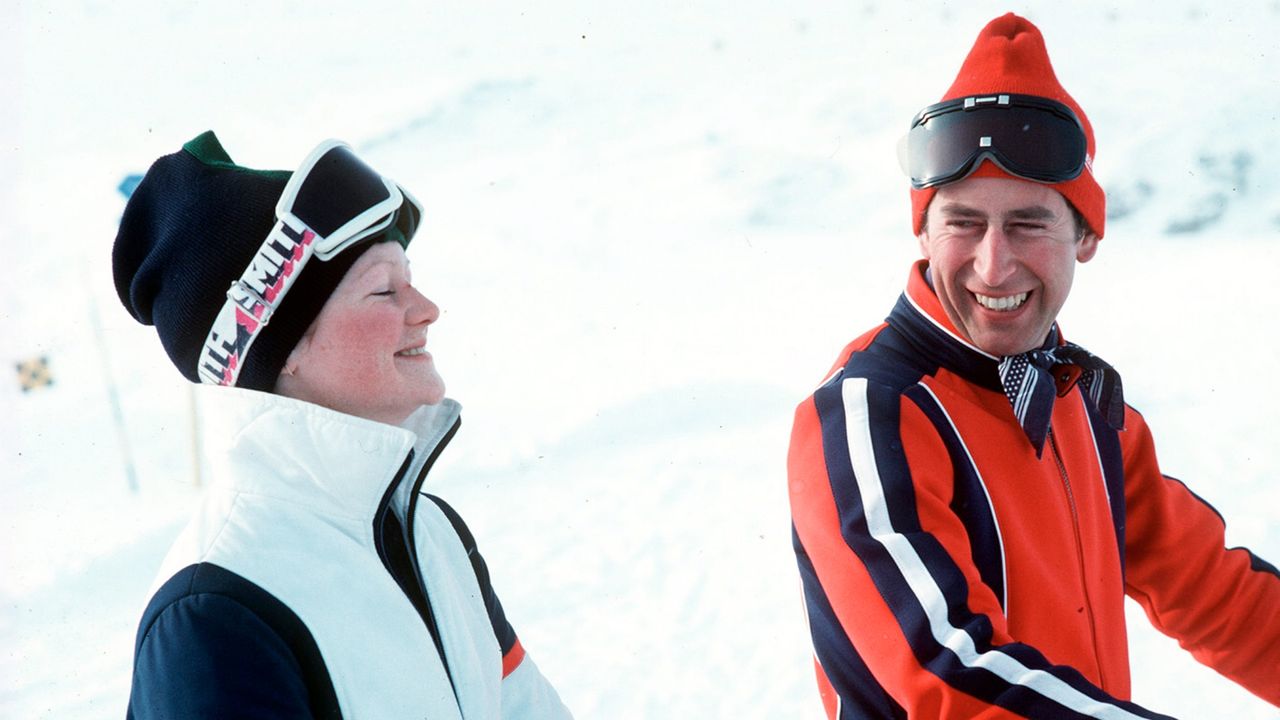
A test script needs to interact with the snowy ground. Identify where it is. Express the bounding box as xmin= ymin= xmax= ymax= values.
xmin=4 ymin=1 xmax=1279 ymax=718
